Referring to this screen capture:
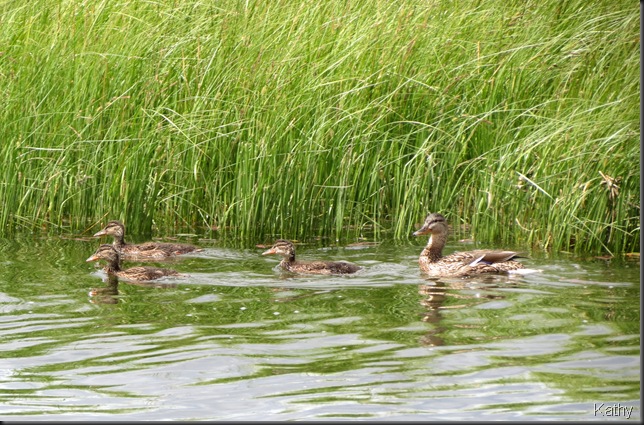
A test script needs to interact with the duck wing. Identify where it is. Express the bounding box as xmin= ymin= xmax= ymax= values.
xmin=118 ymin=266 xmax=179 ymax=281
xmin=467 ymin=250 xmax=521 ymax=266
xmin=121 ymin=242 xmax=200 ymax=259
xmin=137 ymin=242 xmax=199 ymax=254
xmin=288 ymin=260 xmax=361 ymax=275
